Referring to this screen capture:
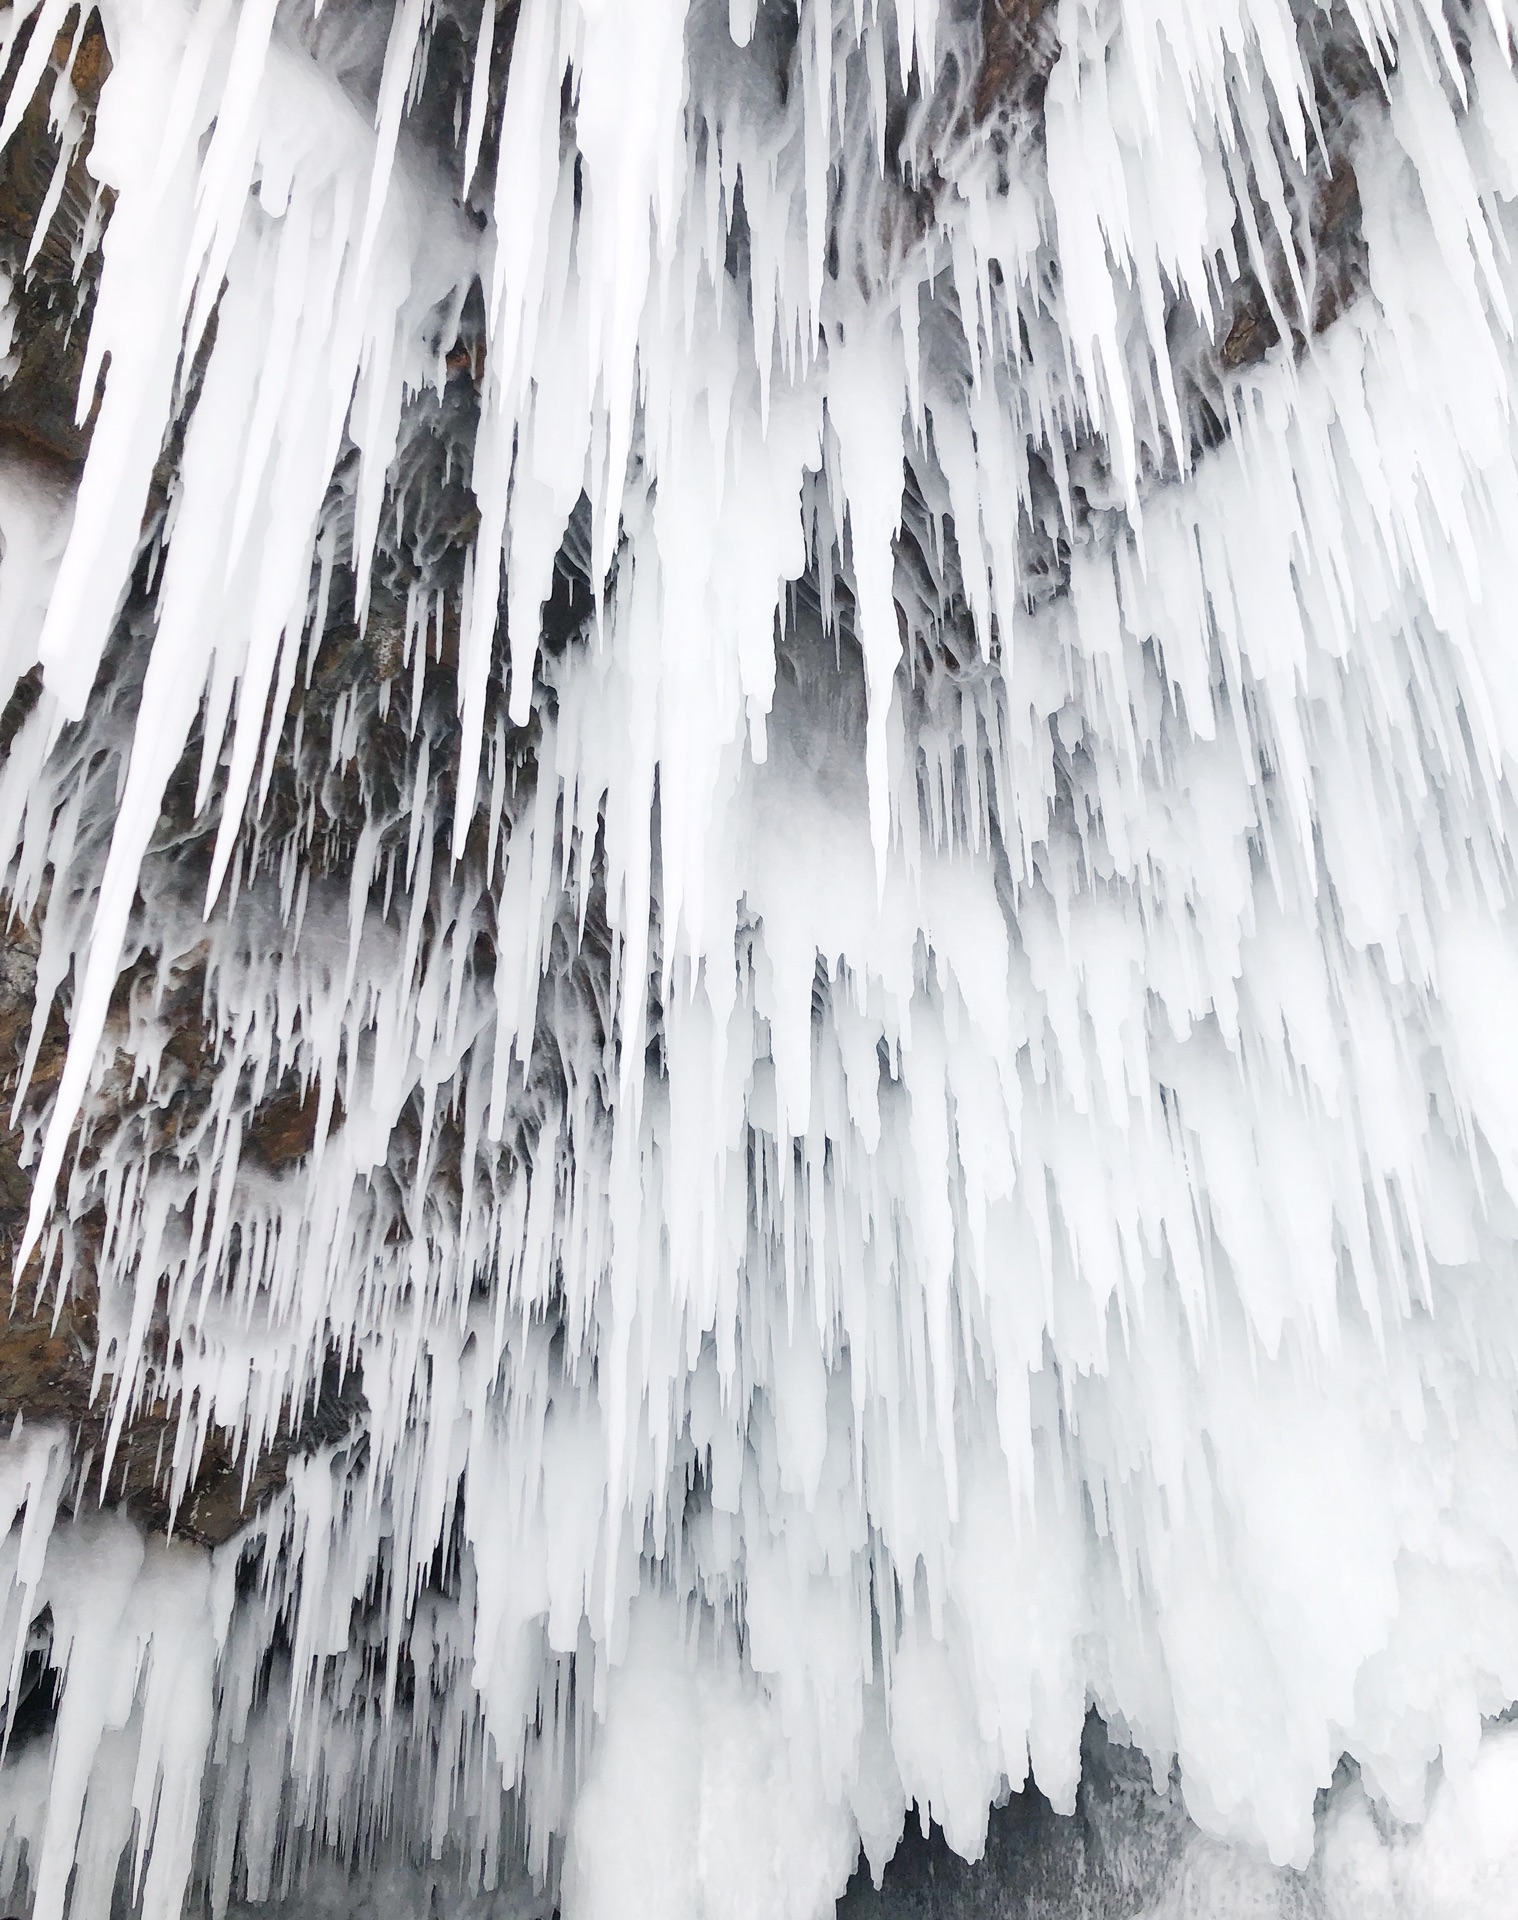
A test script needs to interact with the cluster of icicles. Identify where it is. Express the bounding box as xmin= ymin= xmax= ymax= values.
xmin=1 ymin=0 xmax=1518 ymax=1913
